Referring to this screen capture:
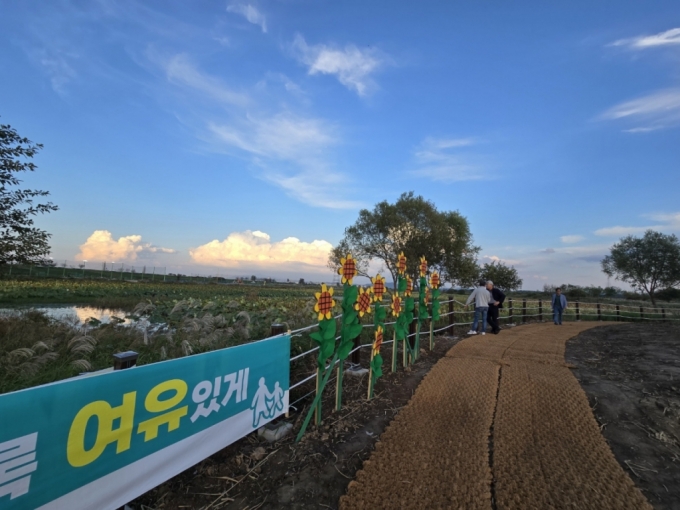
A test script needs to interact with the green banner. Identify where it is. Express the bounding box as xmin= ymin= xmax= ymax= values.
xmin=0 ymin=335 xmax=290 ymax=509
